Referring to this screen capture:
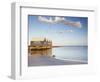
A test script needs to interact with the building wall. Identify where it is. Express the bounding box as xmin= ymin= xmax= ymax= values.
xmin=30 ymin=40 xmax=52 ymax=49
